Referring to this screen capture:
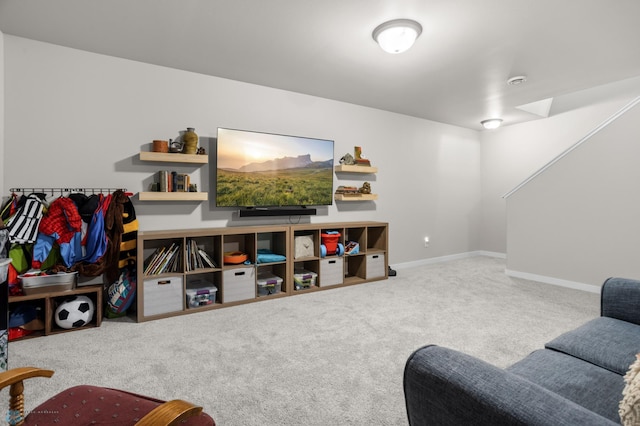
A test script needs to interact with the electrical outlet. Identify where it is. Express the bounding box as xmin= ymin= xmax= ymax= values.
xmin=424 ymin=236 xmax=430 ymax=247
